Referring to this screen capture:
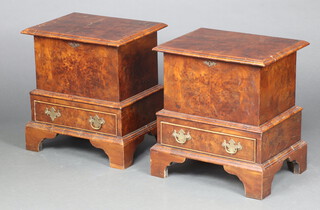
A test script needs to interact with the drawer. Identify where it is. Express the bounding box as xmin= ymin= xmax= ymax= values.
xmin=160 ymin=121 xmax=256 ymax=162
xmin=34 ymin=100 xmax=117 ymax=136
